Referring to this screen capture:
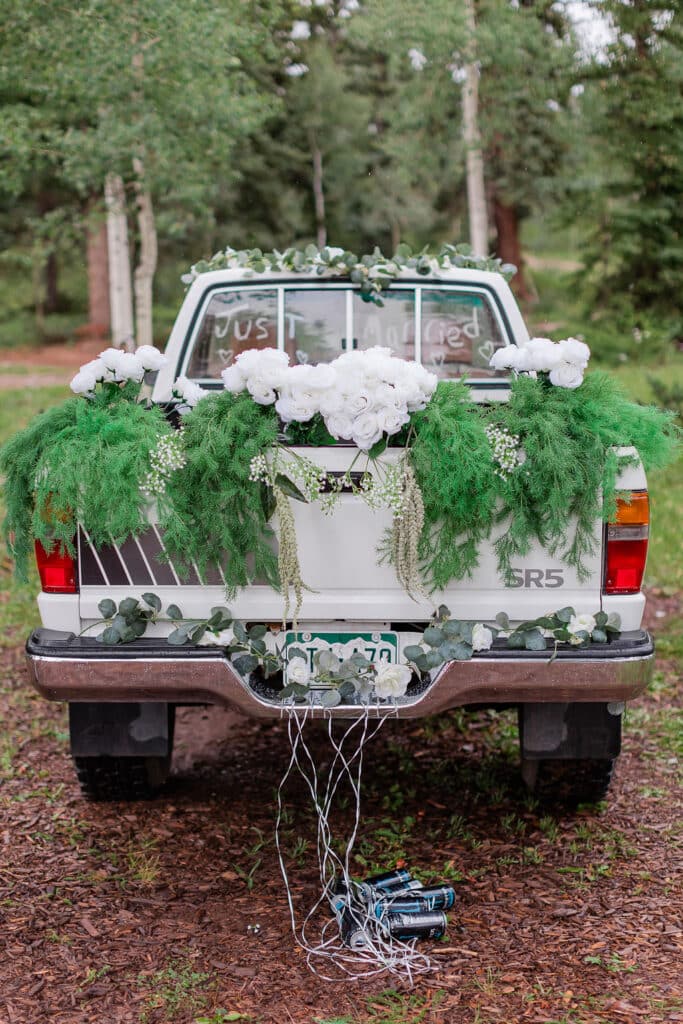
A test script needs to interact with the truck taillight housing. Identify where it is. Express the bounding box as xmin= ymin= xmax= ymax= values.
xmin=34 ymin=540 xmax=77 ymax=594
xmin=603 ymin=490 xmax=649 ymax=595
